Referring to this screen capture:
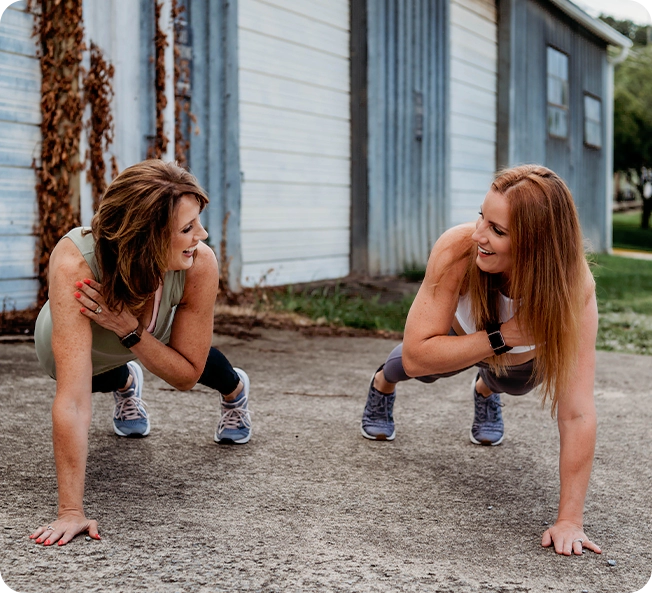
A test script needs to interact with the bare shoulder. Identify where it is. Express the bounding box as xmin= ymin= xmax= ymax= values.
xmin=49 ymin=237 xmax=94 ymax=288
xmin=581 ymin=259 xmax=597 ymax=302
xmin=186 ymin=241 xmax=218 ymax=280
xmin=425 ymin=223 xmax=474 ymax=279
xmin=181 ymin=241 xmax=219 ymax=306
